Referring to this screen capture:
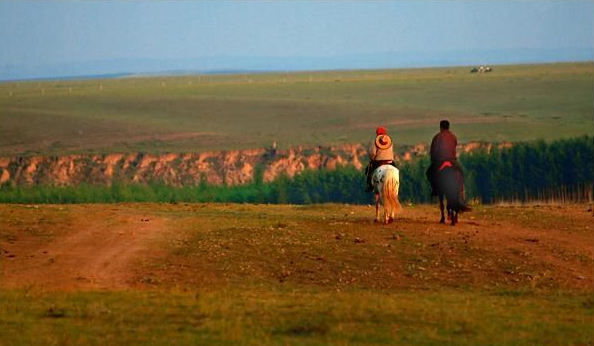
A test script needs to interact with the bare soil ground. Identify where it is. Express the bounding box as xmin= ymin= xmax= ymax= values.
xmin=1 ymin=204 xmax=171 ymax=290
xmin=1 ymin=203 xmax=592 ymax=292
